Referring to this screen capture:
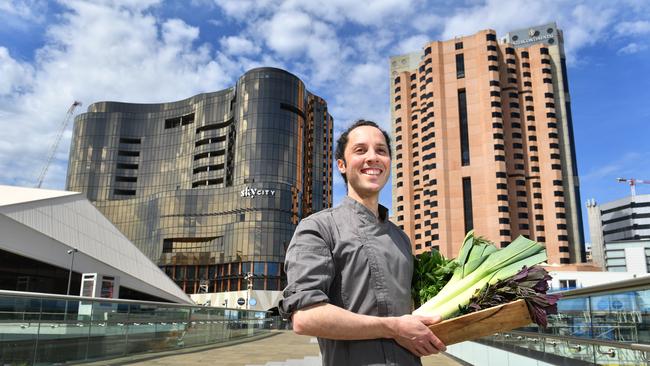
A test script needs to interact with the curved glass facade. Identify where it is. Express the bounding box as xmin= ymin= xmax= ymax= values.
xmin=66 ymin=68 xmax=333 ymax=294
